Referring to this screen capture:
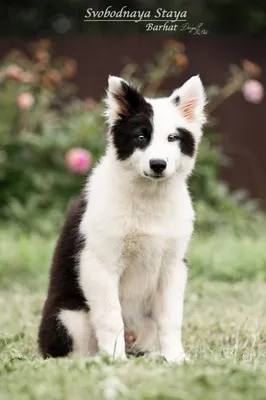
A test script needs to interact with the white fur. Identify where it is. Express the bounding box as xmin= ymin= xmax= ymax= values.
xmin=104 ymin=75 xmax=128 ymax=126
xmin=59 ymin=309 xmax=97 ymax=357
xmin=62 ymin=76 xmax=205 ymax=362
